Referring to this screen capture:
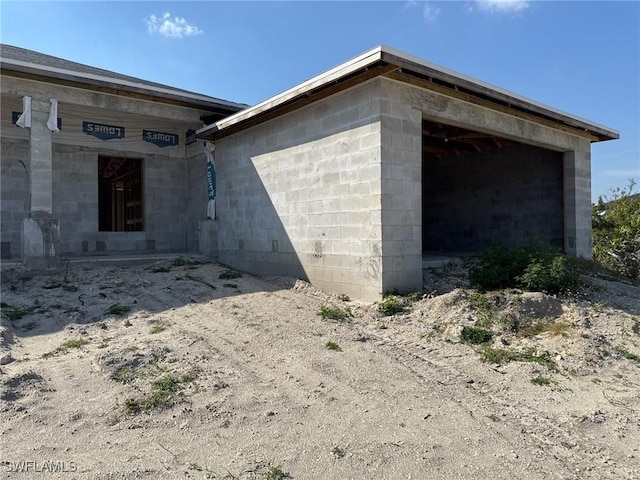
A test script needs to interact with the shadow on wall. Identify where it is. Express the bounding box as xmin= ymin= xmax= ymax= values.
xmin=212 ymin=98 xmax=384 ymax=298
